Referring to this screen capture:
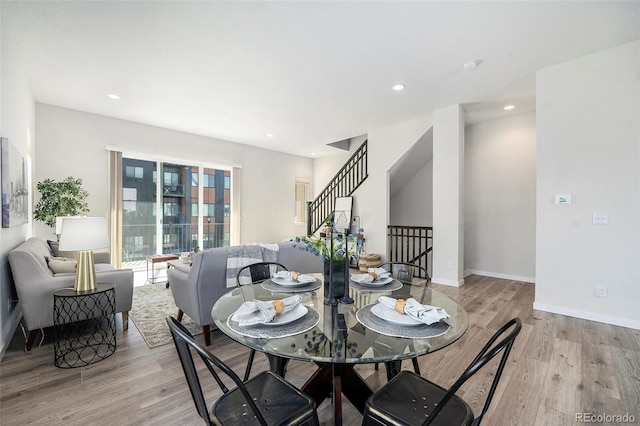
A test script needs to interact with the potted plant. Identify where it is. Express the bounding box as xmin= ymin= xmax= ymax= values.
xmin=33 ymin=177 xmax=89 ymax=230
